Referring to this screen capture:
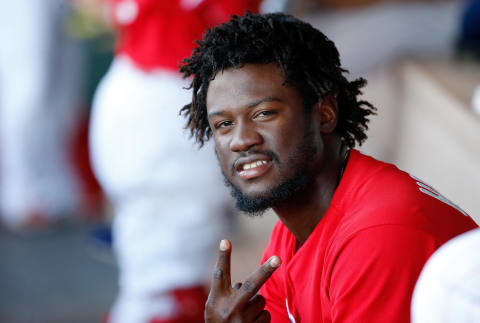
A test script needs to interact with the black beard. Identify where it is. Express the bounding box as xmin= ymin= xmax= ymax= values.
xmin=222 ymin=168 xmax=309 ymax=216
